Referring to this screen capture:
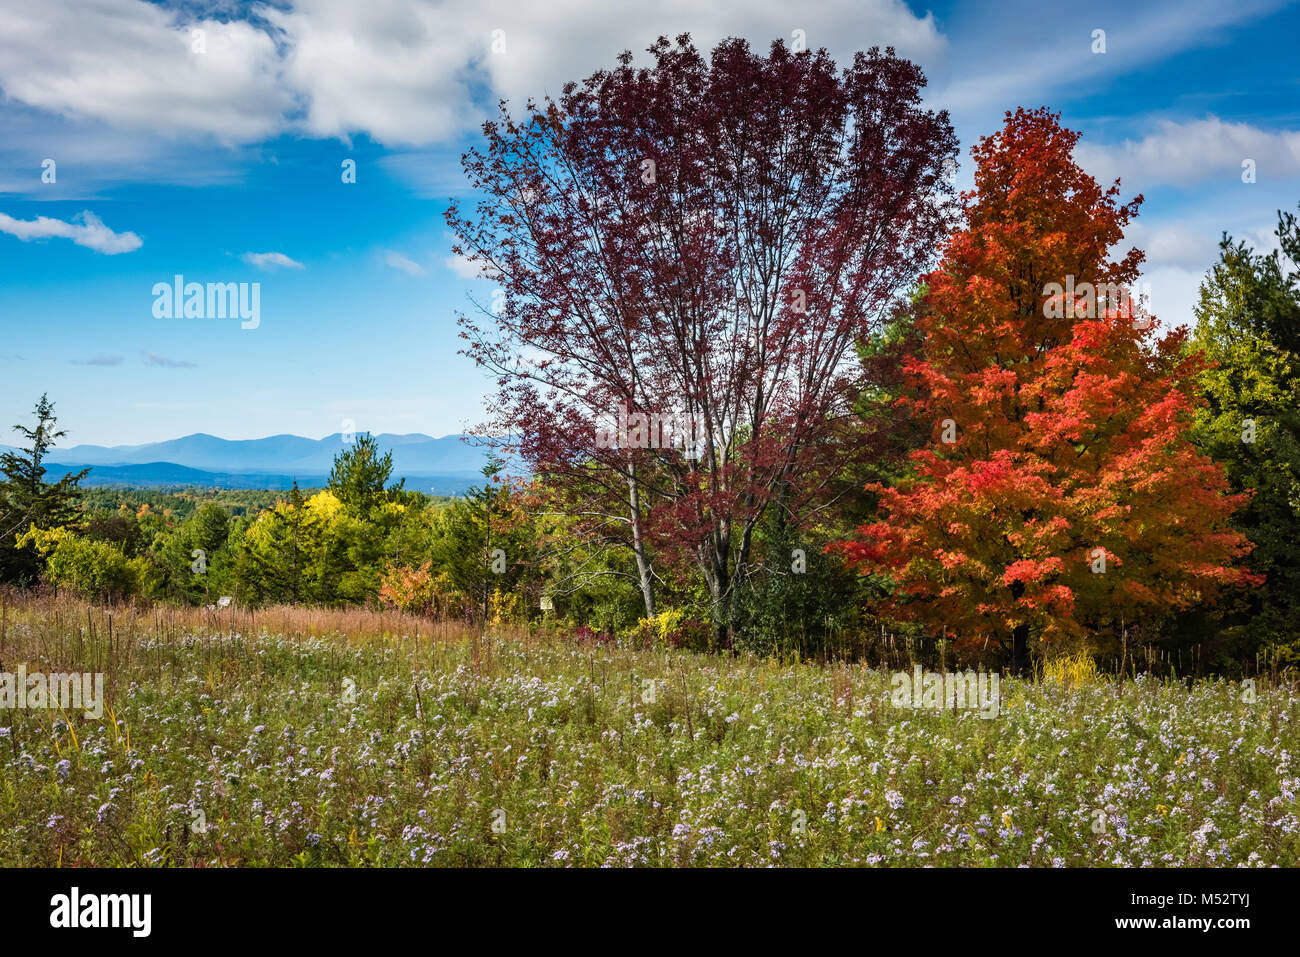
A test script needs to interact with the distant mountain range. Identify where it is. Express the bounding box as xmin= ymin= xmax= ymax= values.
xmin=1 ymin=432 xmax=493 ymax=494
